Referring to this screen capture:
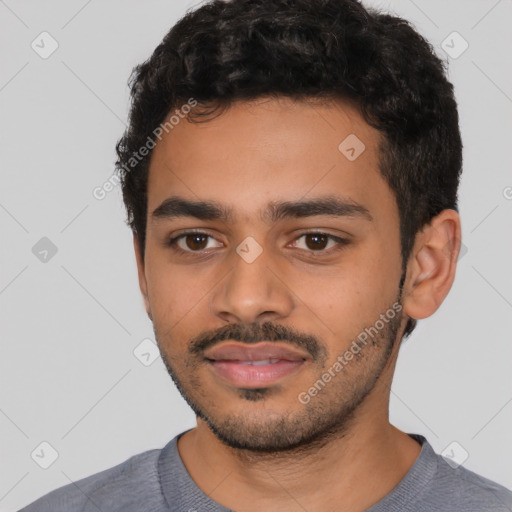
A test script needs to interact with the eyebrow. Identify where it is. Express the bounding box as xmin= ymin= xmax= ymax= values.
xmin=151 ymin=195 xmax=373 ymax=224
